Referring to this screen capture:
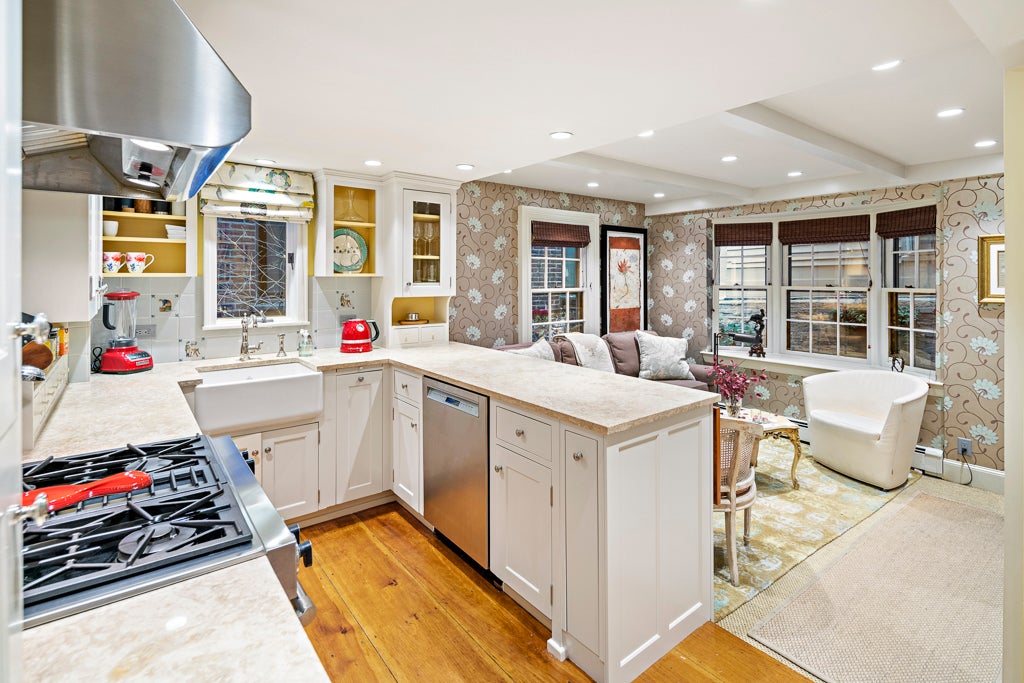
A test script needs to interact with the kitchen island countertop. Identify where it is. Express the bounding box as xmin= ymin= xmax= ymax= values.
xmin=21 ymin=341 xmax=717 ymax=681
